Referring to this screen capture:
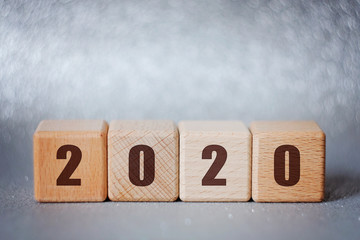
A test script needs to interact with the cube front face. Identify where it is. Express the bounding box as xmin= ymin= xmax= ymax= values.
xmin=33 ymin=120 xmax=108 ymax=202
xmin=251 ymin=121 xmax=325 ymax=202
xmin=108 ymin=120 xmax=179 ymax=201
xmin=179 ymin=121 xmax=251 ymax=202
